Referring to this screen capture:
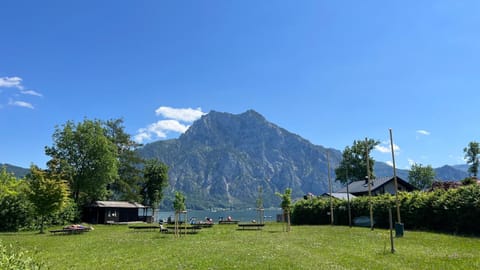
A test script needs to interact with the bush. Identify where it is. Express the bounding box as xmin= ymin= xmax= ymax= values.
xmin=292 ymin=185 xmax=480 ymax=235
xmin=0 ymin=240 xmax=44 ymax=269
xmin=0 ymin=194 xmax=33 ymax=232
